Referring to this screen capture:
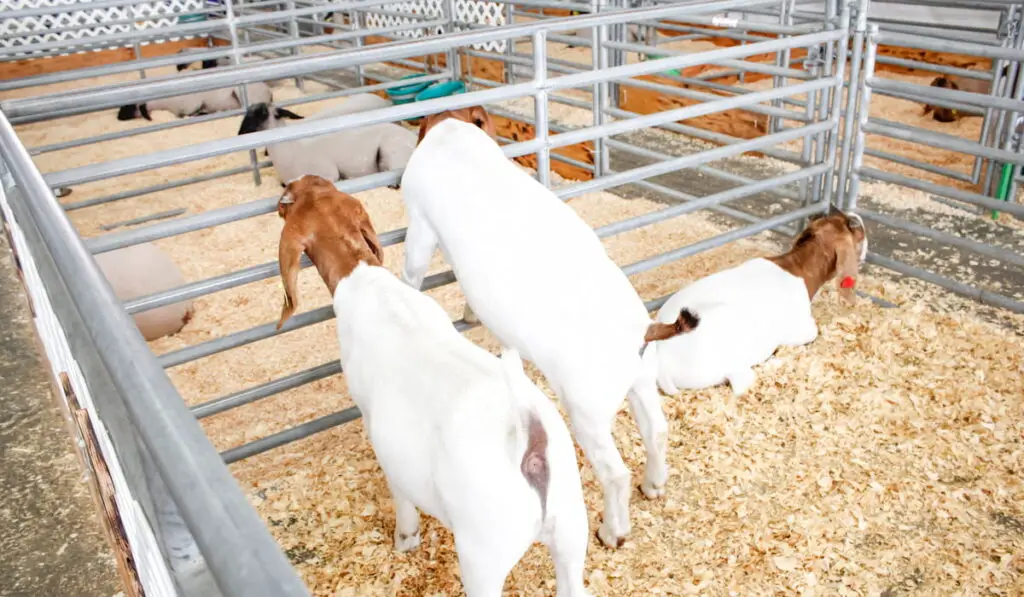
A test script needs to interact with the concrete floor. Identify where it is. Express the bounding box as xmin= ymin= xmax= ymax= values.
xmin=0 ymin=242 xmax=122 ymax=597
